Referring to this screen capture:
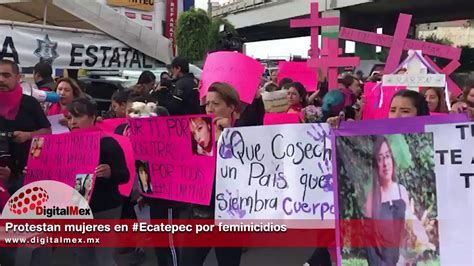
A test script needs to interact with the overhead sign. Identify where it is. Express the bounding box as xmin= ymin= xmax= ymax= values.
xmin=0 ymin=23 xmax=161 ymax=70
xmin=107 ymin=0 xmax=155 ymax=12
